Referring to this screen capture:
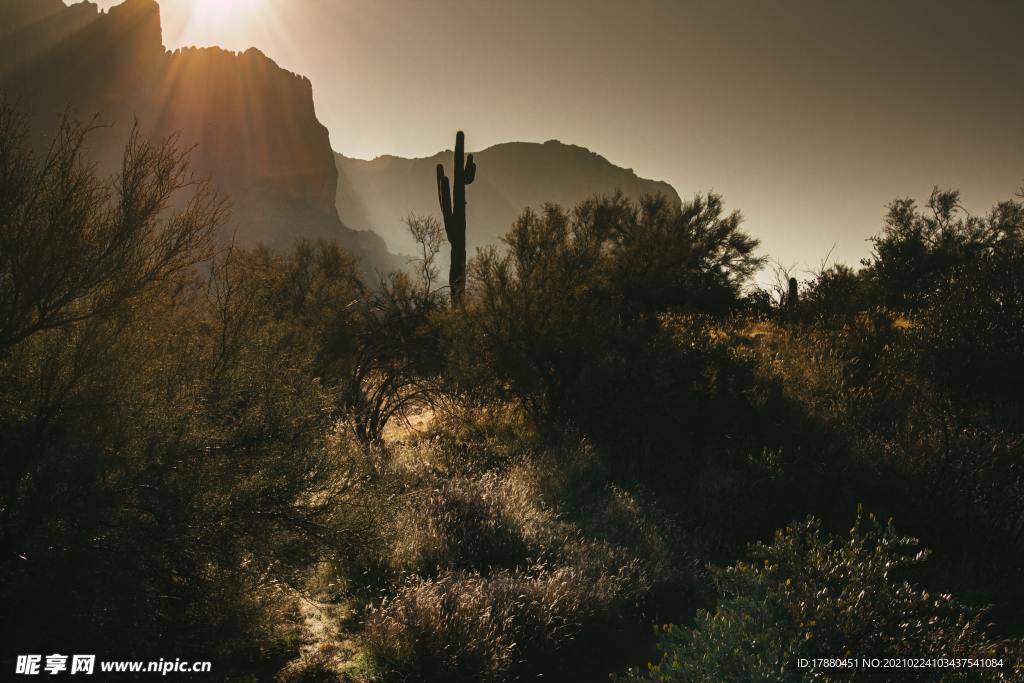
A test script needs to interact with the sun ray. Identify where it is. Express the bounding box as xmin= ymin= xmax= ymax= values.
xmin=186 ymin=0 xmax=268 ymax=25
xmin=166 ymin=0 xmax=278 ymax=52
